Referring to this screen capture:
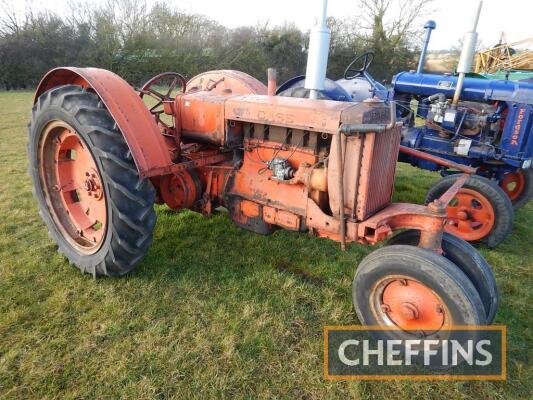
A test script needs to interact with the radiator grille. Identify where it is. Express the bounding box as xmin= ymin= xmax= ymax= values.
xmin=355 ymin=124 xmax=401 ymax=220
